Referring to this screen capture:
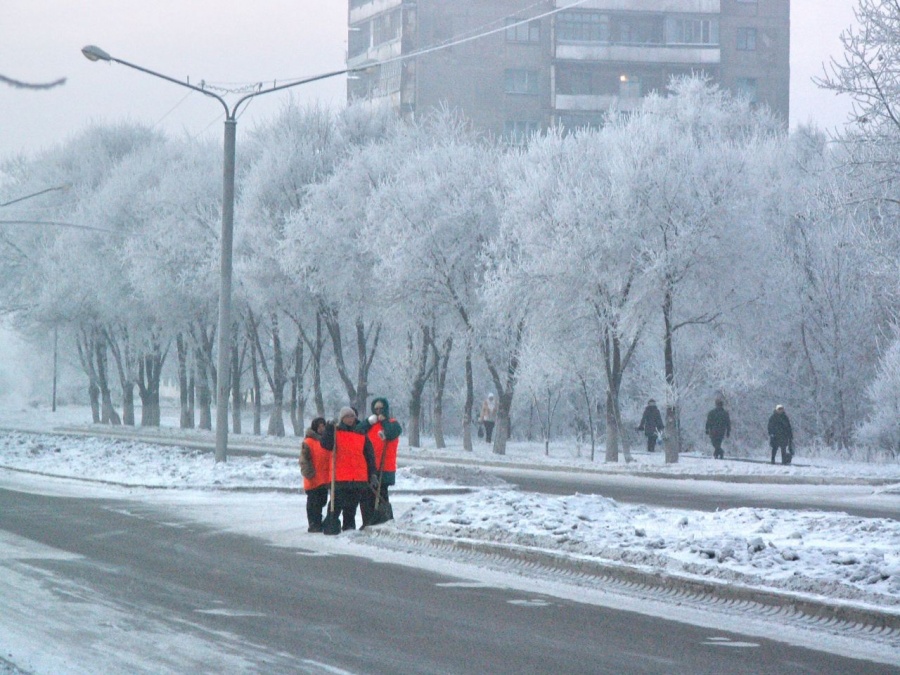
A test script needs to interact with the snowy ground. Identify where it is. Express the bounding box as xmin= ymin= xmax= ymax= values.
xmin=1 ymin=404 xmax=899 ymax=614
